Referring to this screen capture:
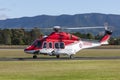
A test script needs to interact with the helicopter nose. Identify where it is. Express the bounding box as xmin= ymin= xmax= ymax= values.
xmin=24 ymin=48 xmax=33 ymax=53
xmin=25 ymin=46 xmax=33 ymax=50
xmin=24 ymin=48 xmax=29 ymax=53
xmin=24 ymin=48 xmax=27 ymax=51
xmin=24 ymin=45 xmax=35 ymax=53
xmin=24 ymin=46 xmax=31 ymax=52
